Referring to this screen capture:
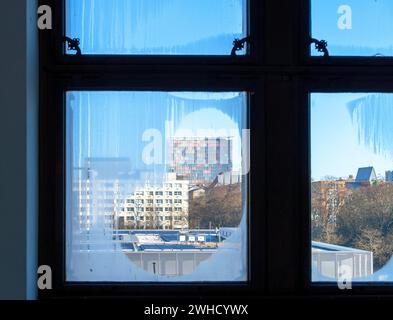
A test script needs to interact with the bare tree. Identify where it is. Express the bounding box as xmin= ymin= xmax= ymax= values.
xmin=189 ymin=184 xmax=243 ymax=229
xmin=333 ymin=183 xmax=393 ymax=270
